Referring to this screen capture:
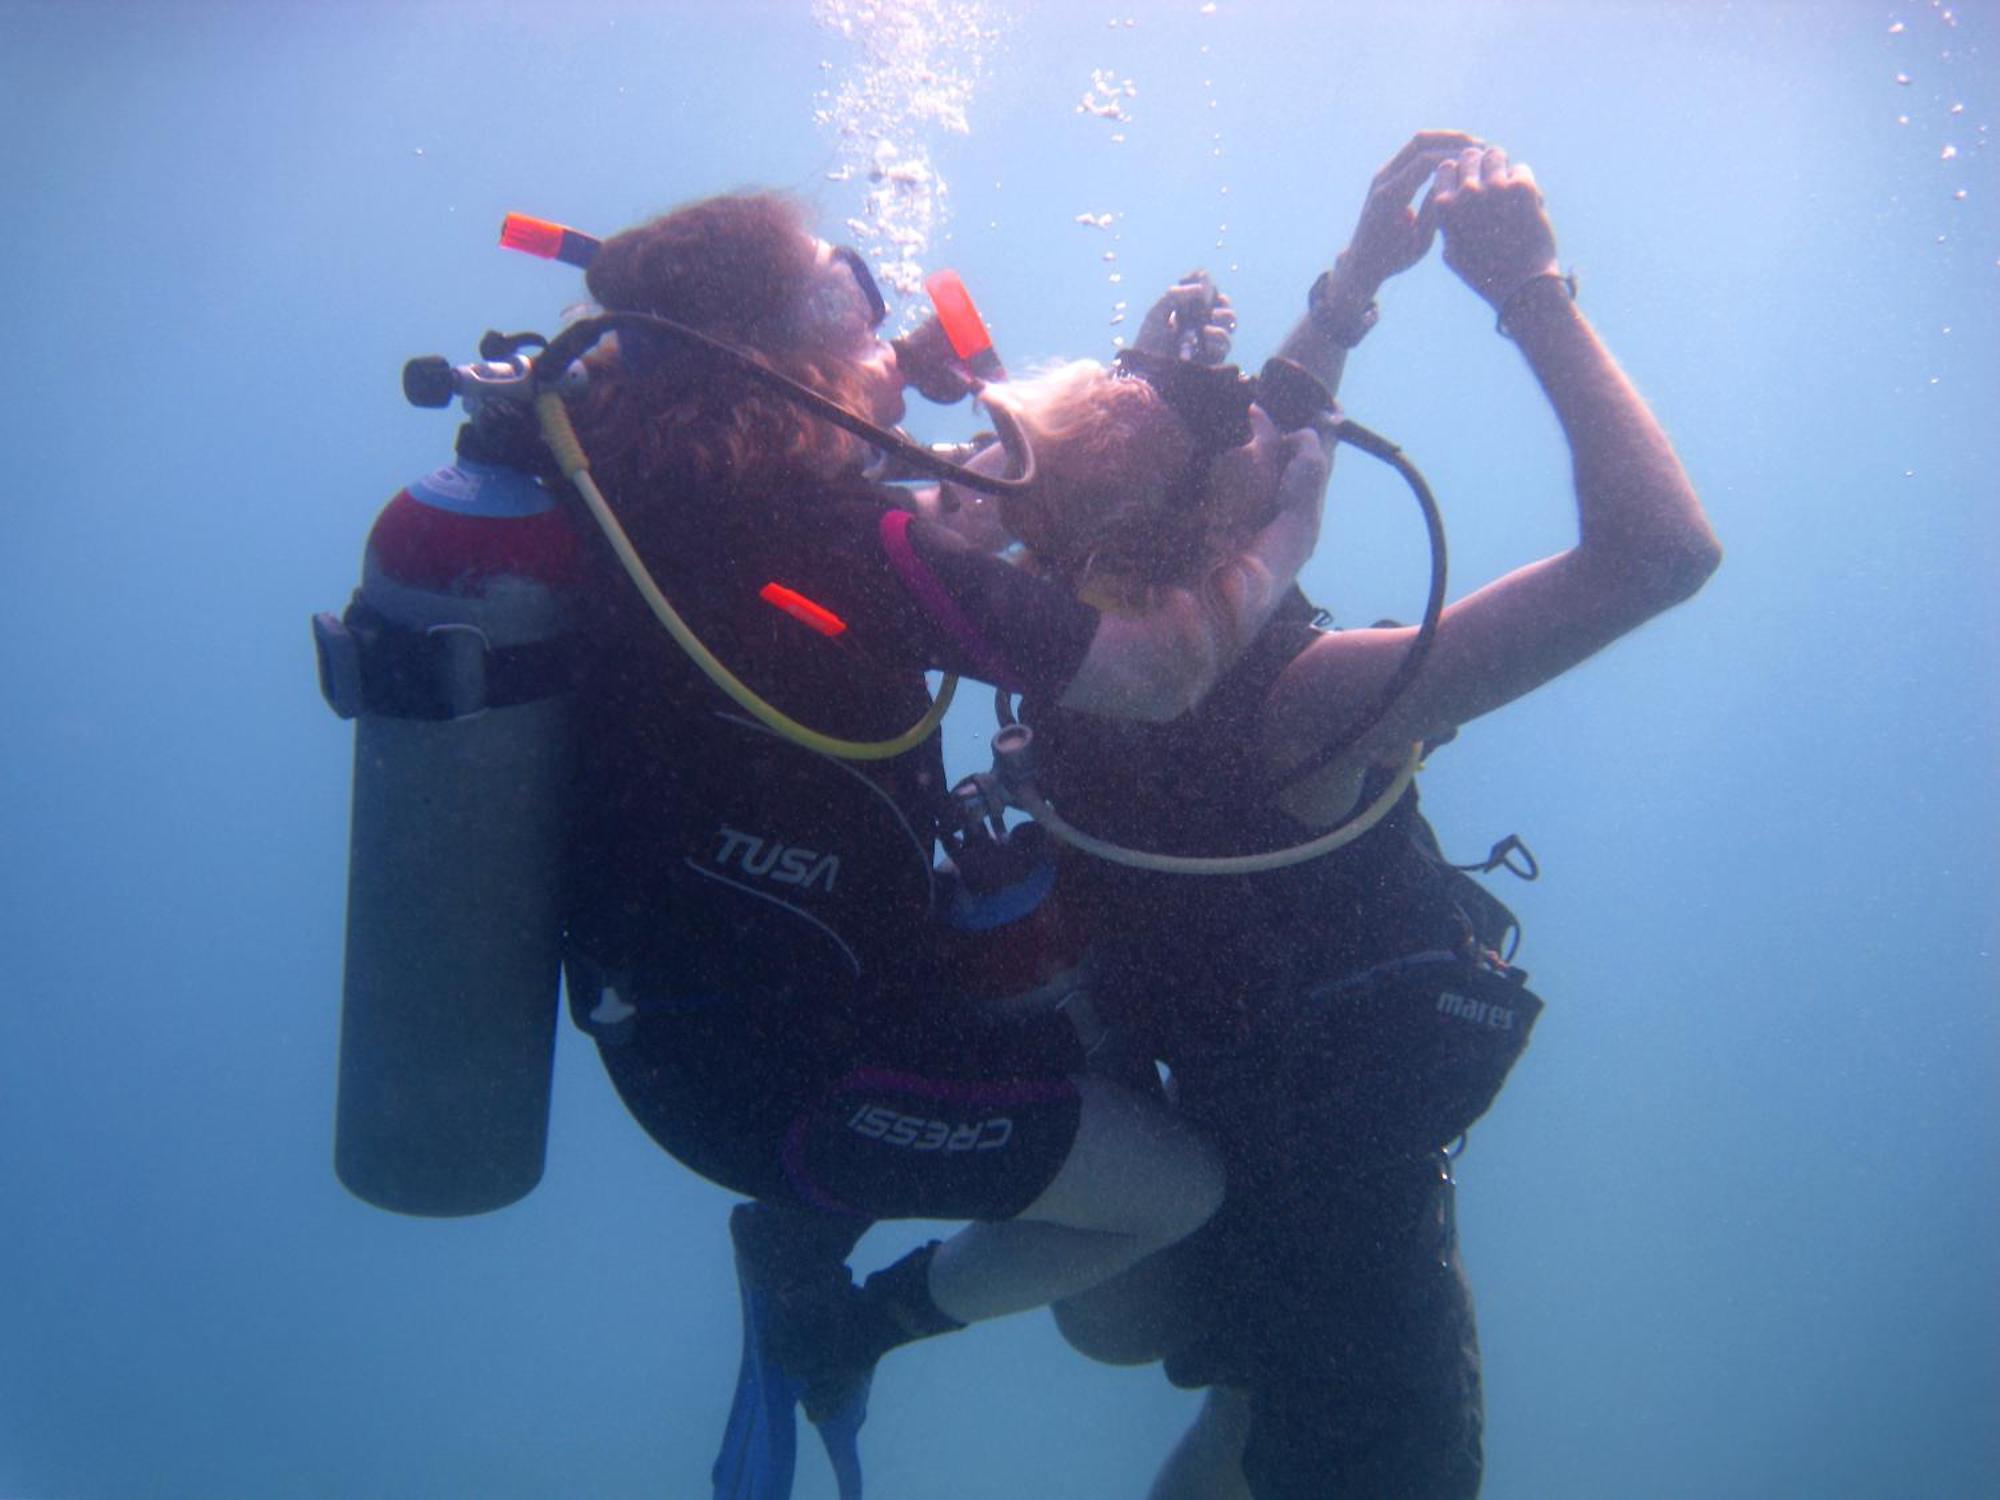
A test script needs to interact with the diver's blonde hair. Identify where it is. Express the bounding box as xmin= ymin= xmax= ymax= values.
xmin=987 ymin=360 xmax=1260 ymax=619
